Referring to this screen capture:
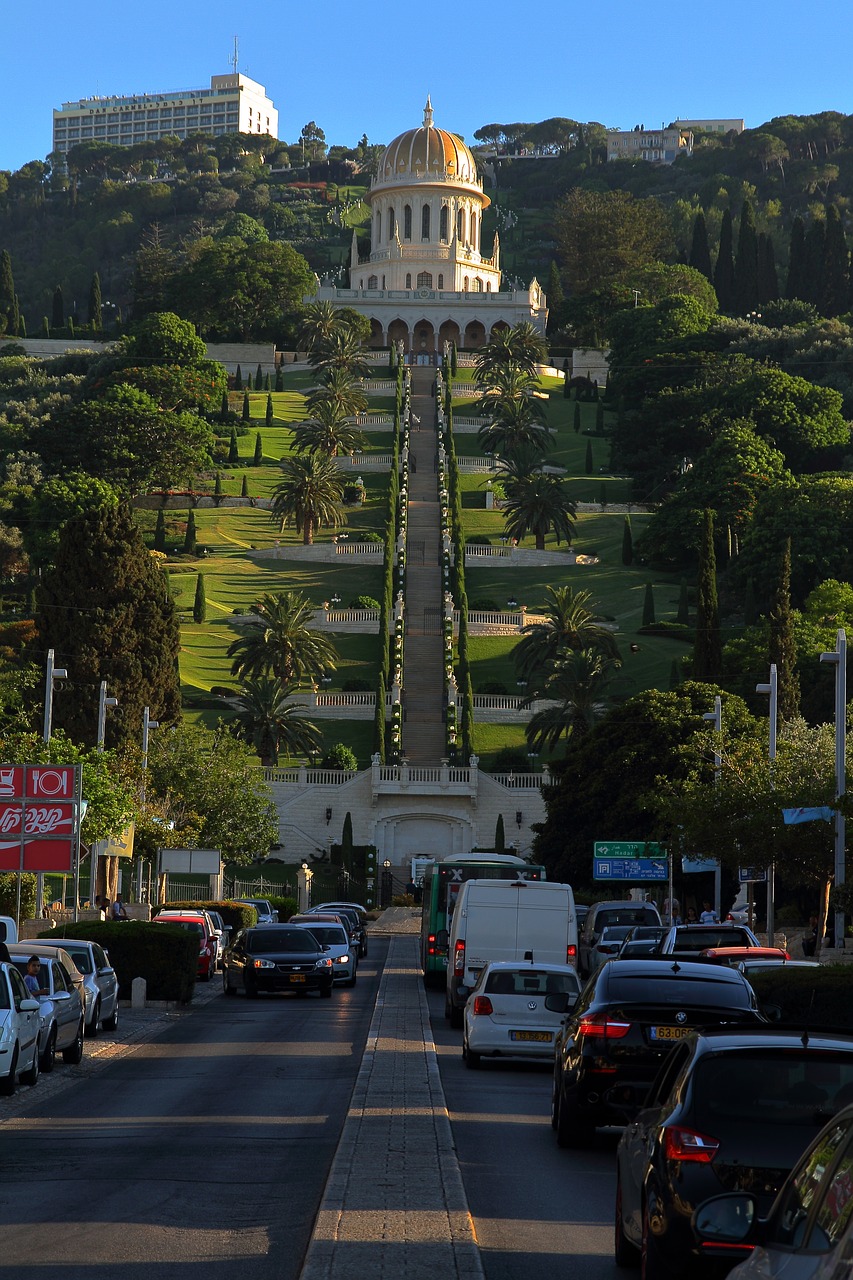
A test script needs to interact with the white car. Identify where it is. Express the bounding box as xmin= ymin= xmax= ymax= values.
xmin=291 ymin=922 xmax=357 ymax=986
xmin=462 ymin=961 xmax=582 ymax=1069
xmin=0 ymin=962 xmax=41 ymax=1095
xmin=51 ymin=939 xmax=119 ymax=1035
